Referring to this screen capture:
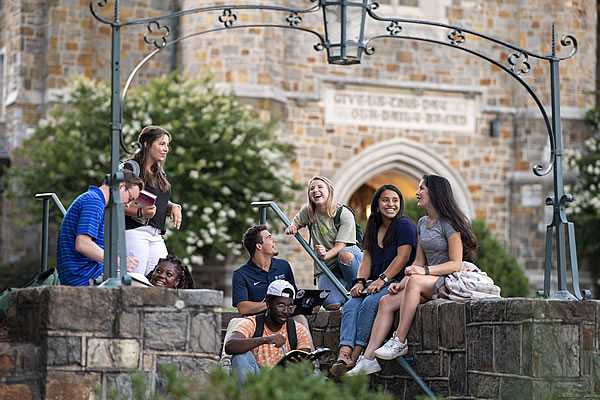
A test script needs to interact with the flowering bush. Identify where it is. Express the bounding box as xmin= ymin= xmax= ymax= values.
xmin=565 ymin=109 xmax=600 ymax=258
xmin=6 ymin=73 xmax=299 ymax=265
